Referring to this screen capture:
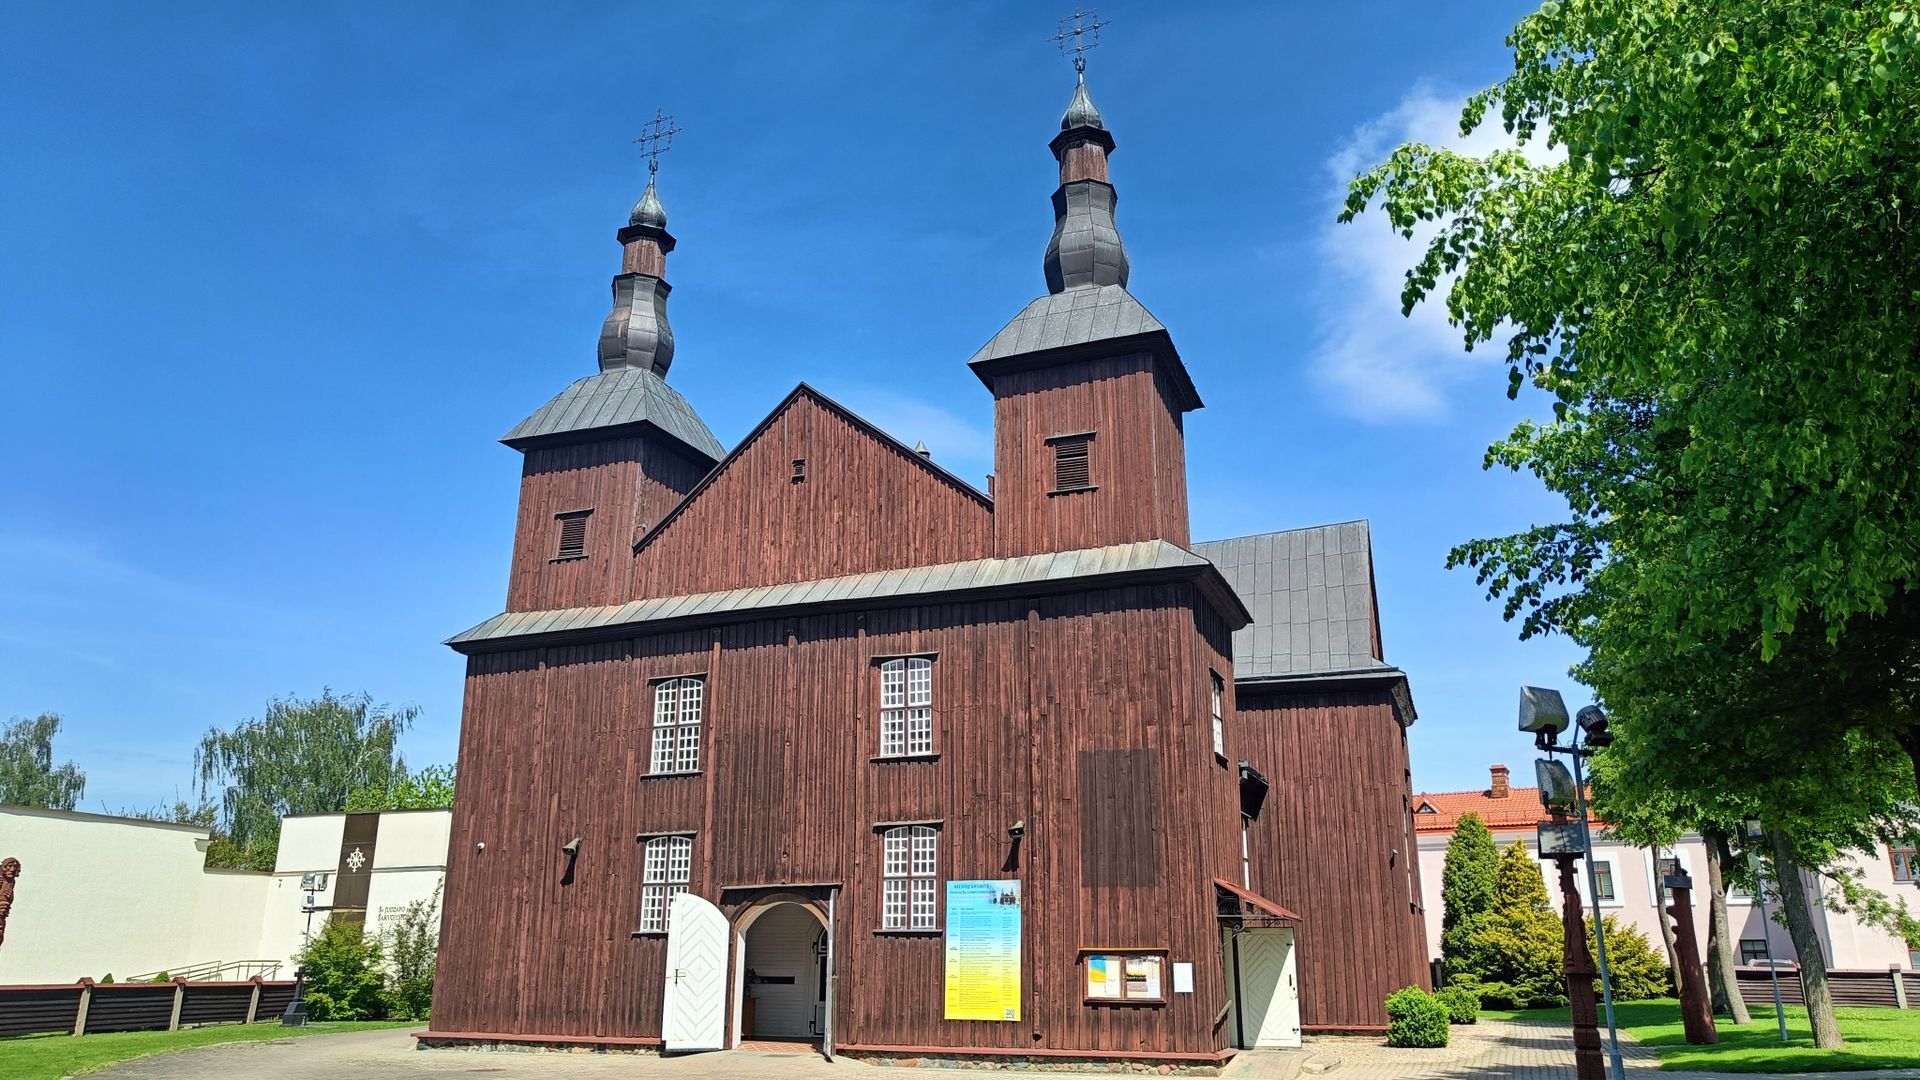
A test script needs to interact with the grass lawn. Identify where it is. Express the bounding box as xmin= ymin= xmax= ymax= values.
xmin=1483 ymin=997 xmax=1920 ymax=1073
xmin=0 ymin=1021 xmax=412 ymax=1080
